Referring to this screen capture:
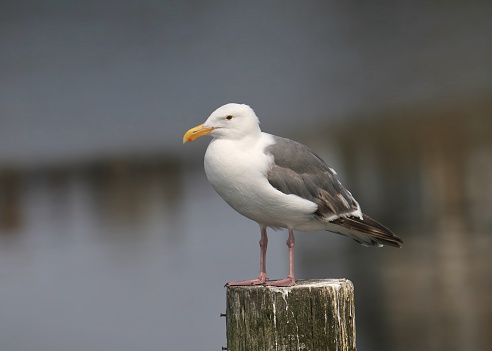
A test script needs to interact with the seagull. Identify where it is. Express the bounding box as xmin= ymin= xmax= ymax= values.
xmin=183 ymin=103 xmax=402 ymax=287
